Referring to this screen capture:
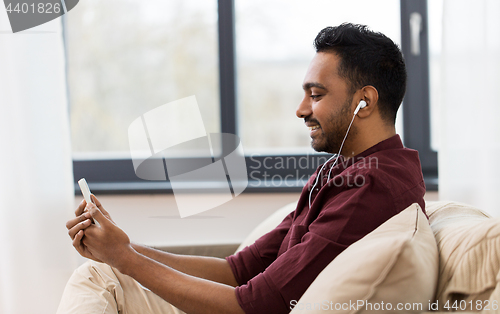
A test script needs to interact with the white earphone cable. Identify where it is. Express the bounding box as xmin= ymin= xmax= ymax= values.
xmin=308 ymin=109 xmax=359 ymax=208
